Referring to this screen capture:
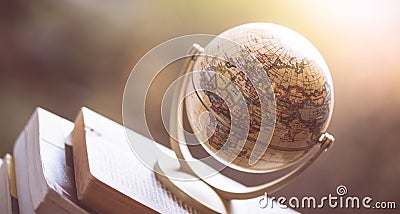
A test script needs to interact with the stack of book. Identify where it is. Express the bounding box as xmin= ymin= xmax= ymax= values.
xmin=0 ymin=107 xmax=292 ymax=214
